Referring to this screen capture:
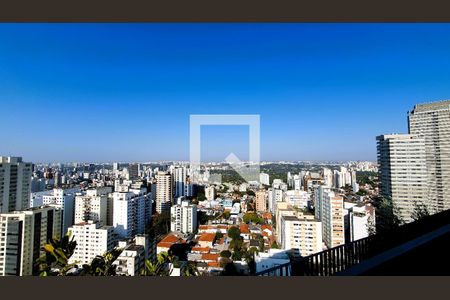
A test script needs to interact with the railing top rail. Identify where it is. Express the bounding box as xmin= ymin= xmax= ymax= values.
xmin=254 ymin=262 xmax=291 ymax=276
